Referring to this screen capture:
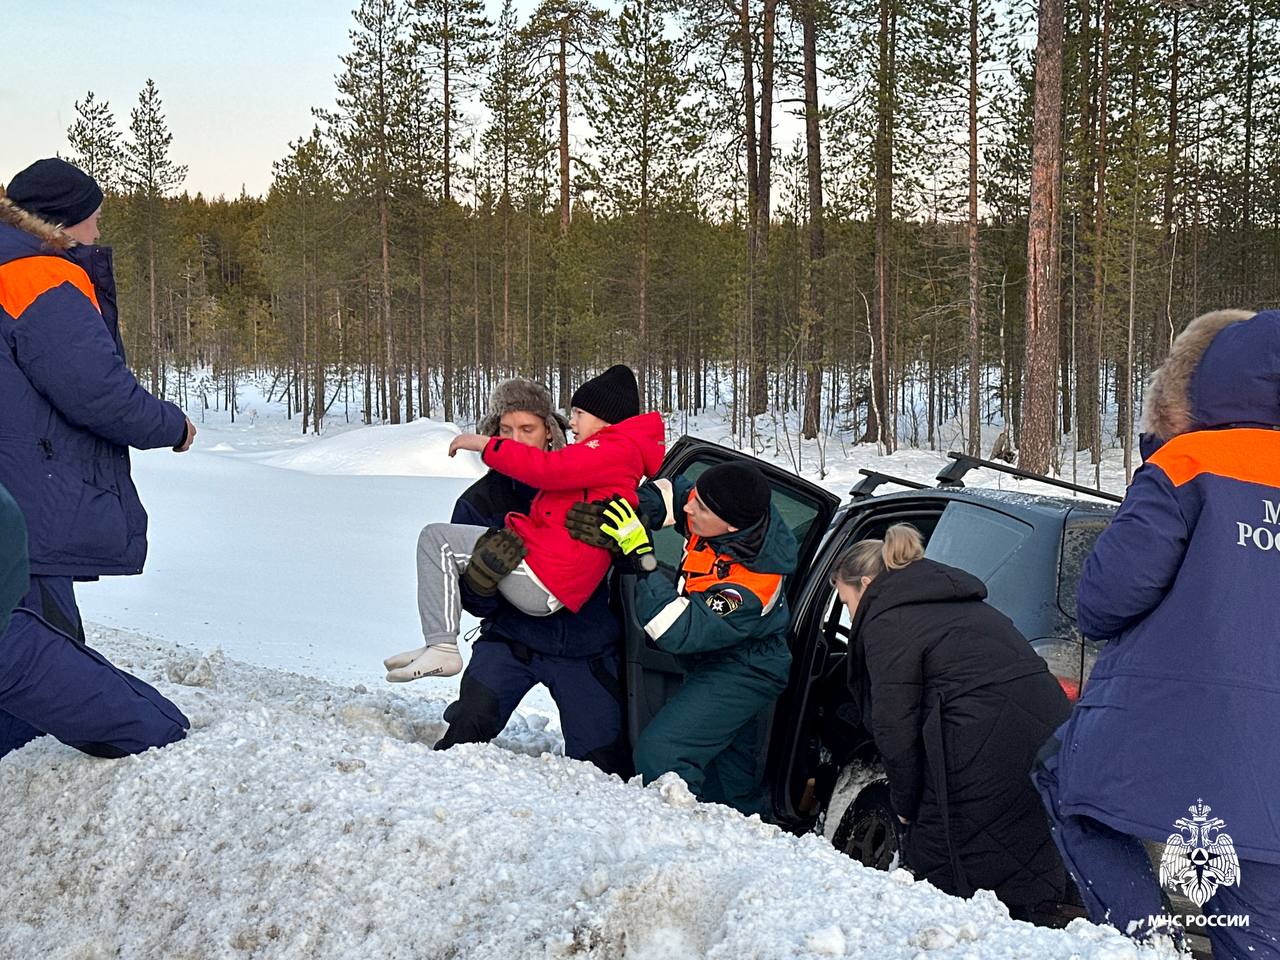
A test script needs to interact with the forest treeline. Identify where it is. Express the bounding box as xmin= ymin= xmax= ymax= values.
xmin=54 ymin=0 xmax=1280 ymax=477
